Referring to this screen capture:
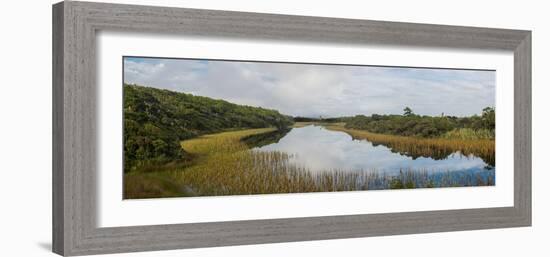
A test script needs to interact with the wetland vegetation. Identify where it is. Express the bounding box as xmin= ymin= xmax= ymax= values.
xmin=123 ymin=85 xmax=496 ymax=199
